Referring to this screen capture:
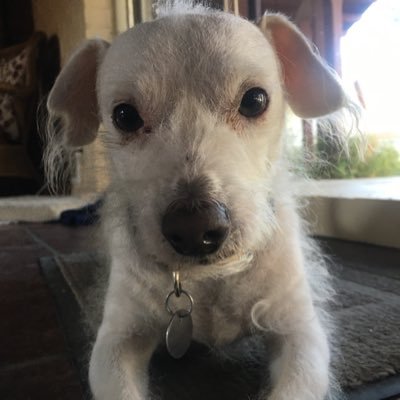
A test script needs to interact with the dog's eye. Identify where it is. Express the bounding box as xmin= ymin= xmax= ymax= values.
xmin=239 ymin=88 xmax=269 ymax=118
xmin=112 ymin=103 xmax=144 ymax=133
